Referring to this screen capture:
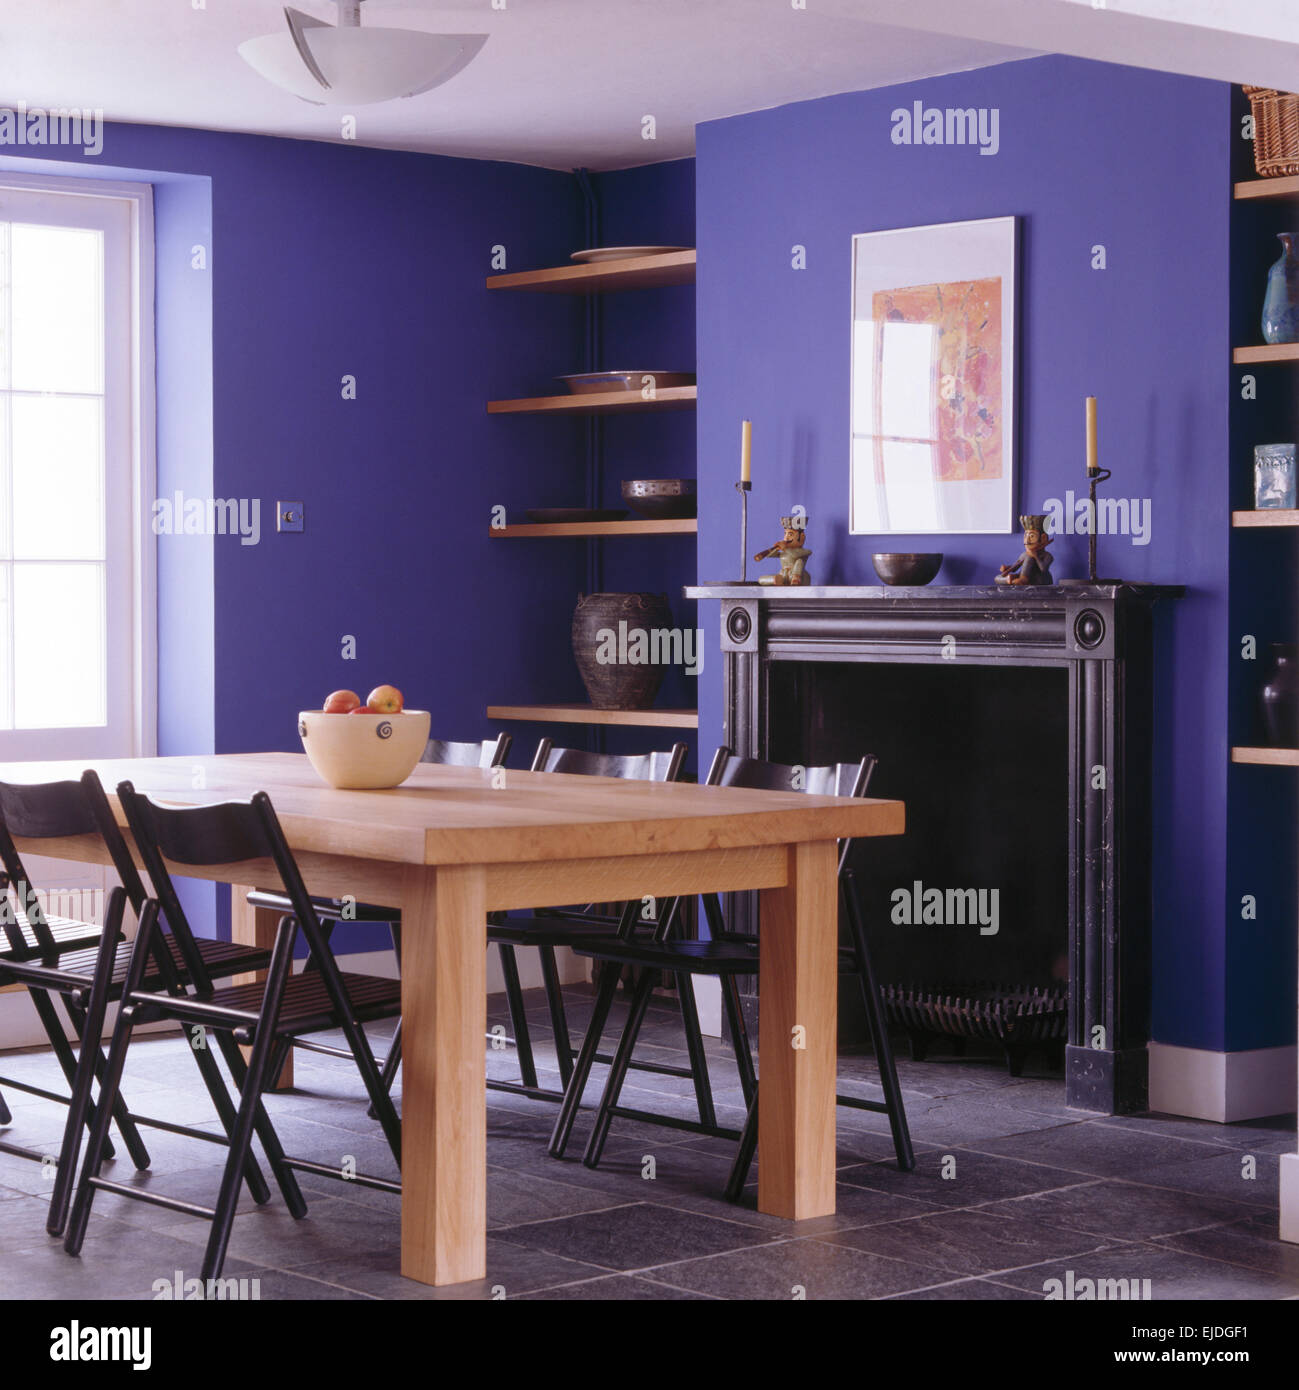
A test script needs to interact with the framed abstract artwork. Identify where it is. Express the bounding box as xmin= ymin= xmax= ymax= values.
xmin=850 ymin=216 xmax=1017 ymax=534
